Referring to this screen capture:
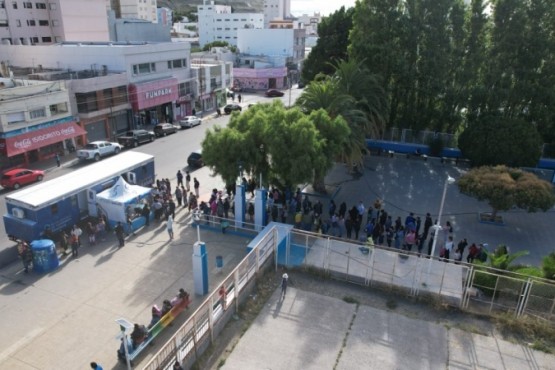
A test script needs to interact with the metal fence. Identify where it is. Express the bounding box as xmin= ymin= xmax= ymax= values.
xmin=381 ymin=128 xmax=457 ymax=148
xmin=142 ymin=224 xmax=277 ymax=370
xmin=284 ymin=230 xmax=555 ymax=322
